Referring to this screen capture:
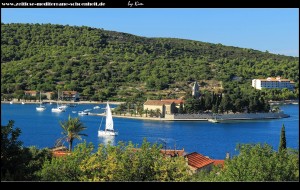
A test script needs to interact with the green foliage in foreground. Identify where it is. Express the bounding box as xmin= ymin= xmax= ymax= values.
xmin=193 ymin=144 xmax=299 ymax=182
xmin=59 ymin=115 xmax=87 ymax=151
xmin=279 ymin=124 xmax=287 ymax=153
xmin=2 ymin=120 xmax=298 ymax=182
xmin=1 ymin=121 xmax=52 ymax=181
xmin=38 ymin=140 xmax=190 ymax=181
